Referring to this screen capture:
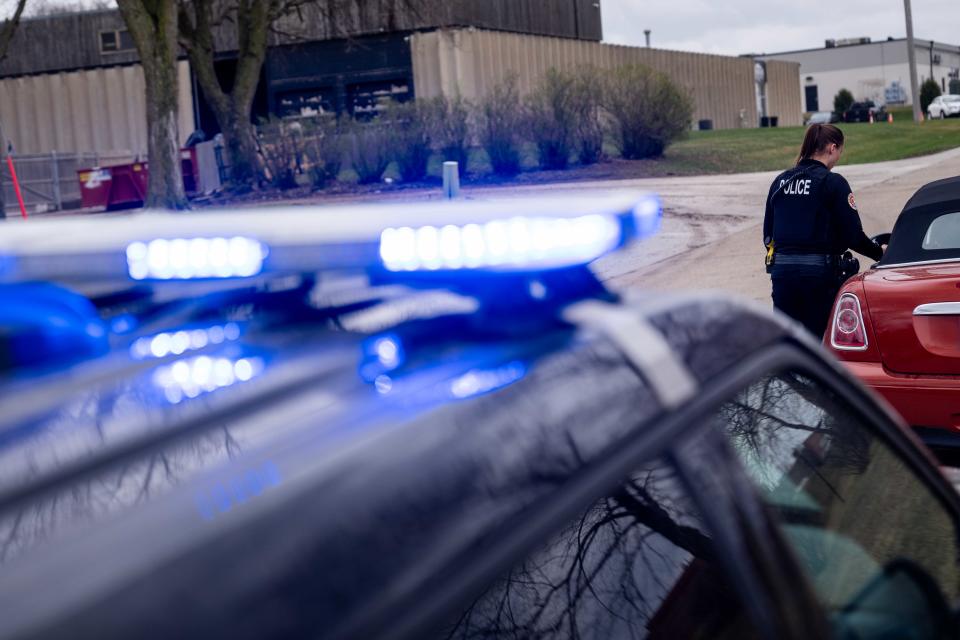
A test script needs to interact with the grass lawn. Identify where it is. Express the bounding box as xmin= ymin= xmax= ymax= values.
xmin=655 ymin=117 xmax=960 ymax=176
